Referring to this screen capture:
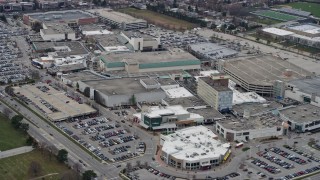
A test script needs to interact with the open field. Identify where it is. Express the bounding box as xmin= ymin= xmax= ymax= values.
xmin=252 ymin=10 xmax=300 ymax=21
xmin=250 ymin=16 xmax=282 ymax=25
xmin=0 ymin=113 xmax=27 ymax=151
xmin=0 ymin=149 xmax=73 ymax=180
xmin=118 ymin=8 xmax=197 ymax=30
xmin=286 ymin=2 xmax=320 ymax=18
